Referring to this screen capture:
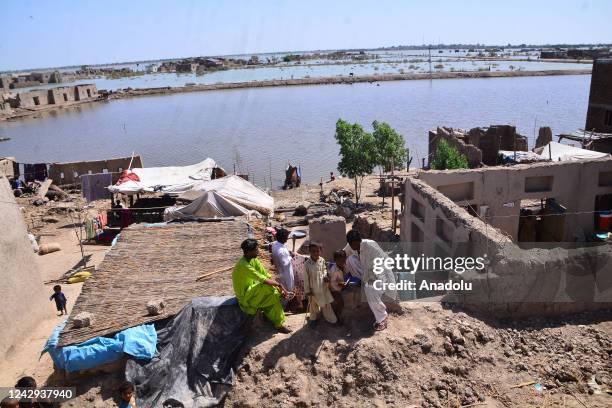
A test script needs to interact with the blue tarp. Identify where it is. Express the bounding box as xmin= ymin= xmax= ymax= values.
xmin=42 ymin=321 xmax=157 ymax=372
